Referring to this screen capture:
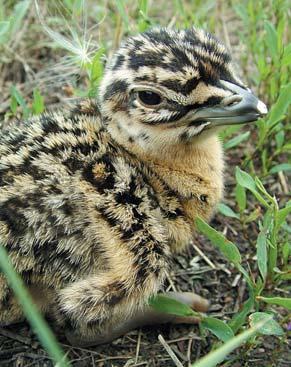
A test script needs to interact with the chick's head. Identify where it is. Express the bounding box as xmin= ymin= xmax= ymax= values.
xmin=99 ymin=27 xmax=267 ymax=151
